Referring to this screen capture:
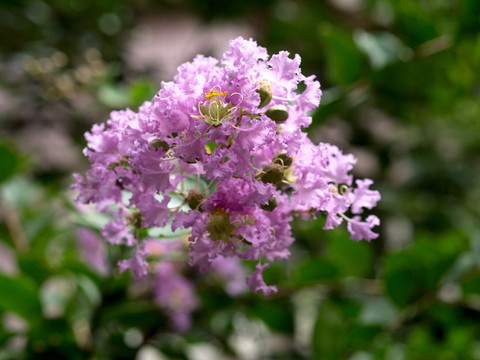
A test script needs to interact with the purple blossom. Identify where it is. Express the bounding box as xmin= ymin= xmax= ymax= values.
xmin=347 ymin=215 xmax=381 ymax=242
xmin=245 ymin=263 xmax=277 ymax=296
xmin=154 ymin=262 xmax=199 ymax=332
xmin=73 ymin=36 xmax=381 ymax=301
xmin=118 ymin=242 xmax=150 ymax=278
xmin=211 ymin=256 xmax=247 ymax=296
xmin=76 ymin=228 xmax=109 ymax=275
